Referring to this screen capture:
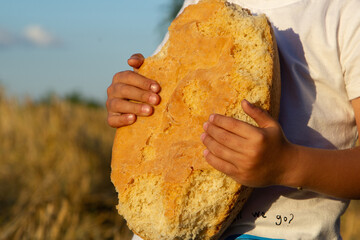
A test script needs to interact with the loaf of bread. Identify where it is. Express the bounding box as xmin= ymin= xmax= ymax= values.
xmin=111 ymin=0 xmax=280 ymax=239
